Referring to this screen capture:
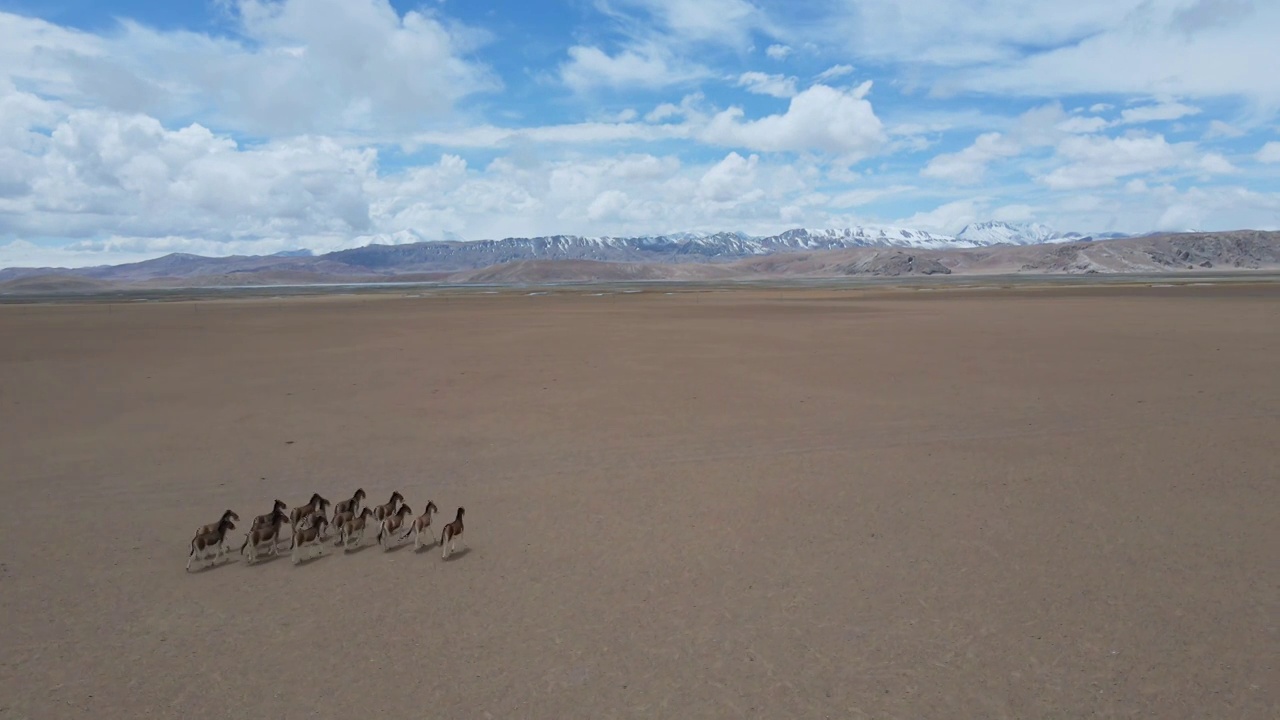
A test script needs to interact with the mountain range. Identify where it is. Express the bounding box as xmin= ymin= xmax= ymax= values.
xmin=1 ymin=222 xmax=1277 ymax=293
